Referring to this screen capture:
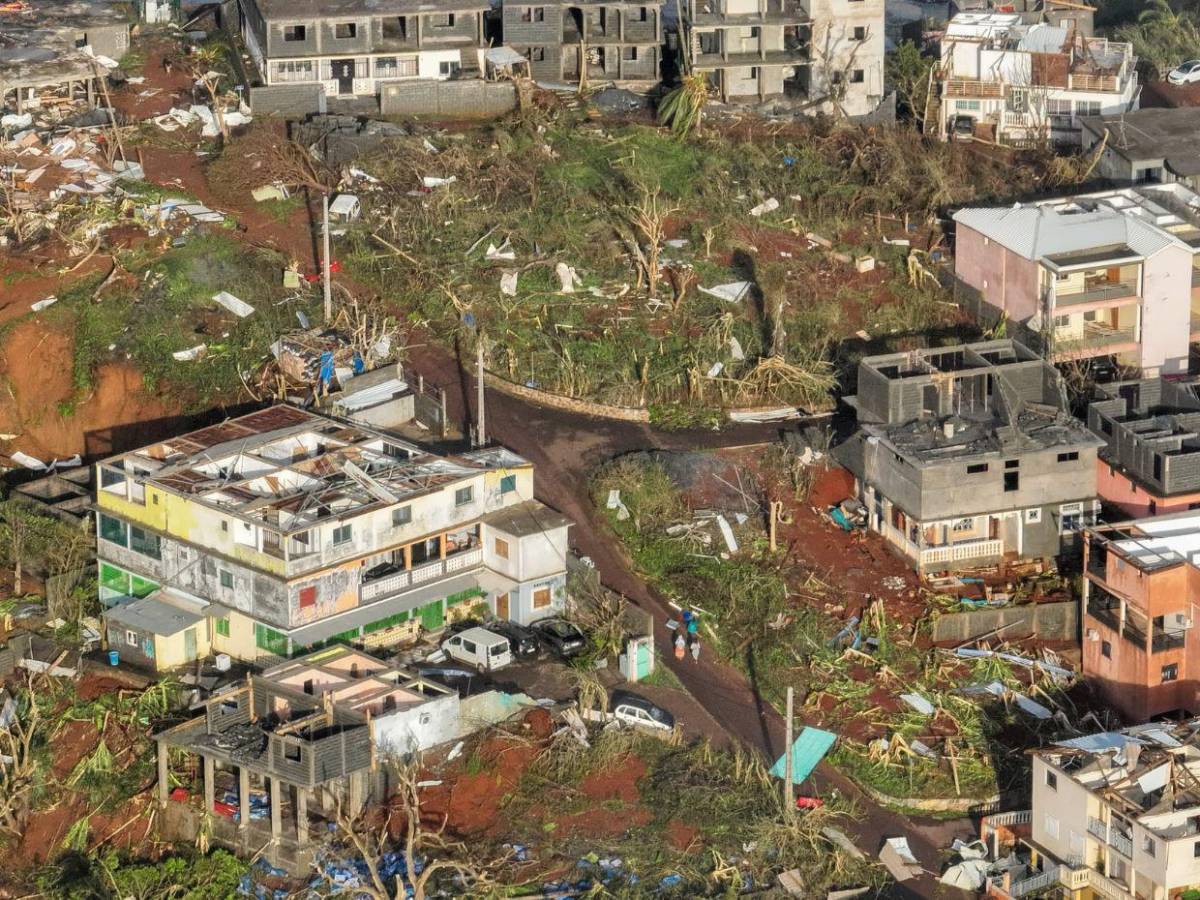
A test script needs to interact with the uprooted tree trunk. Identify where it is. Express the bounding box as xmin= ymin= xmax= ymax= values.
xmin=0 ymin=678 xmax=44 ymax=838
xmin=328 ymin=758 xmax=502 ymax=900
